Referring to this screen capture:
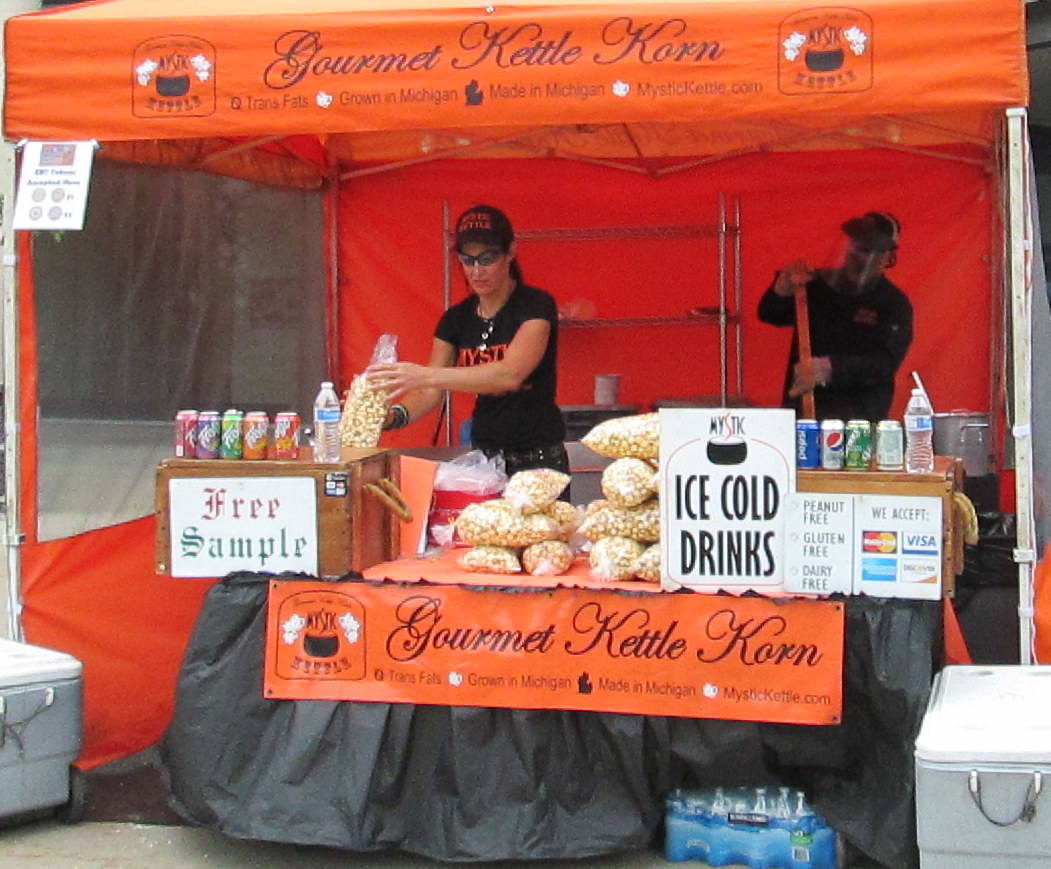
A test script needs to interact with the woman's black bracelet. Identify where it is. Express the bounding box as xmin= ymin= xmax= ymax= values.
xmin=386 ymin=403 xmax=410 ymax=430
